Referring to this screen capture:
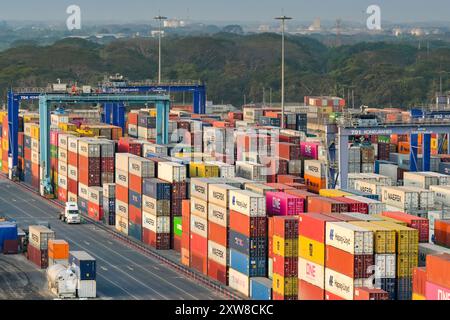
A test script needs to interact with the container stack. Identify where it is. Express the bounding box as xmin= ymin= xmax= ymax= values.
xmin=27 ymin=123 xmax=40 ymax=189
xmin=67 ymin=136 xmax=80 ymax=203
xmin=102 ymin=183 xmax=116 ymax=225
xmin=57 ymin=133 xmax=71 ymax=202
xmin=303 ymin=160 xmax=326 ymax=193
xmin=272 ymin=216 xmax=299 ymax=300
xmin=412 ymin=253 xmax=450 ymax=300
xmin=207 ymin=183 xmax=239 ymax=285
xmin=48 ymin=239 xmax=70 ymax=266
xmin=88 ymin=187 xmax=103 ymax=221
xmin=50 ymin=130 xmax=59 ymax=193
xmin=228 ymin=189 xmax=267 ymax=297
xmin=142 ymin=178 xmax=171 ymax=249
xmin=27 ymin=225 xmax=55 ymax=269
xmin=115 ymin=153 xmax=131 ymax=236
xmin=360 ymin=145 xmax=375 ymax=173
xmin=0 ymin=111 xmax=8 ymax=173
xmin=348 ymin=146 xmax=361 ymax=173
xmin=180 ymin=199 xmax=190 ymax=266
xmin=69 ymin=251 xmax=96 ymax=298
xmin=324 ymin=222 xmax=374 ymax=300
